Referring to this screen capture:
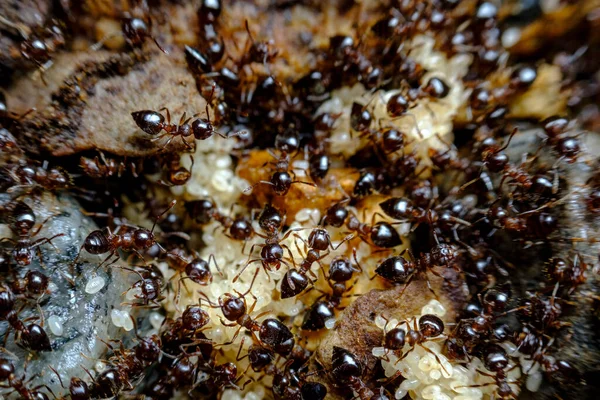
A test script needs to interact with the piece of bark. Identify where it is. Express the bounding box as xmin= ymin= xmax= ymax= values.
xmin=10 ymin=49 xmax=204 ymax=157
xmin=313 ymin=266 xmax=468 ymax=397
